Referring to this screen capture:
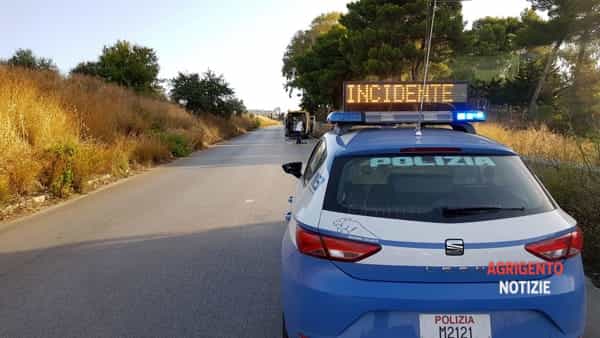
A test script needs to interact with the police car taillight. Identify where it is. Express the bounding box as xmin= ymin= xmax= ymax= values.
xmin=296 ymin=226 xmax=327 ymax=258
xmin=525 ymin=227 xmax=583 ymax=261
xmin=296 ymin=226 xmax=381 ymax=262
